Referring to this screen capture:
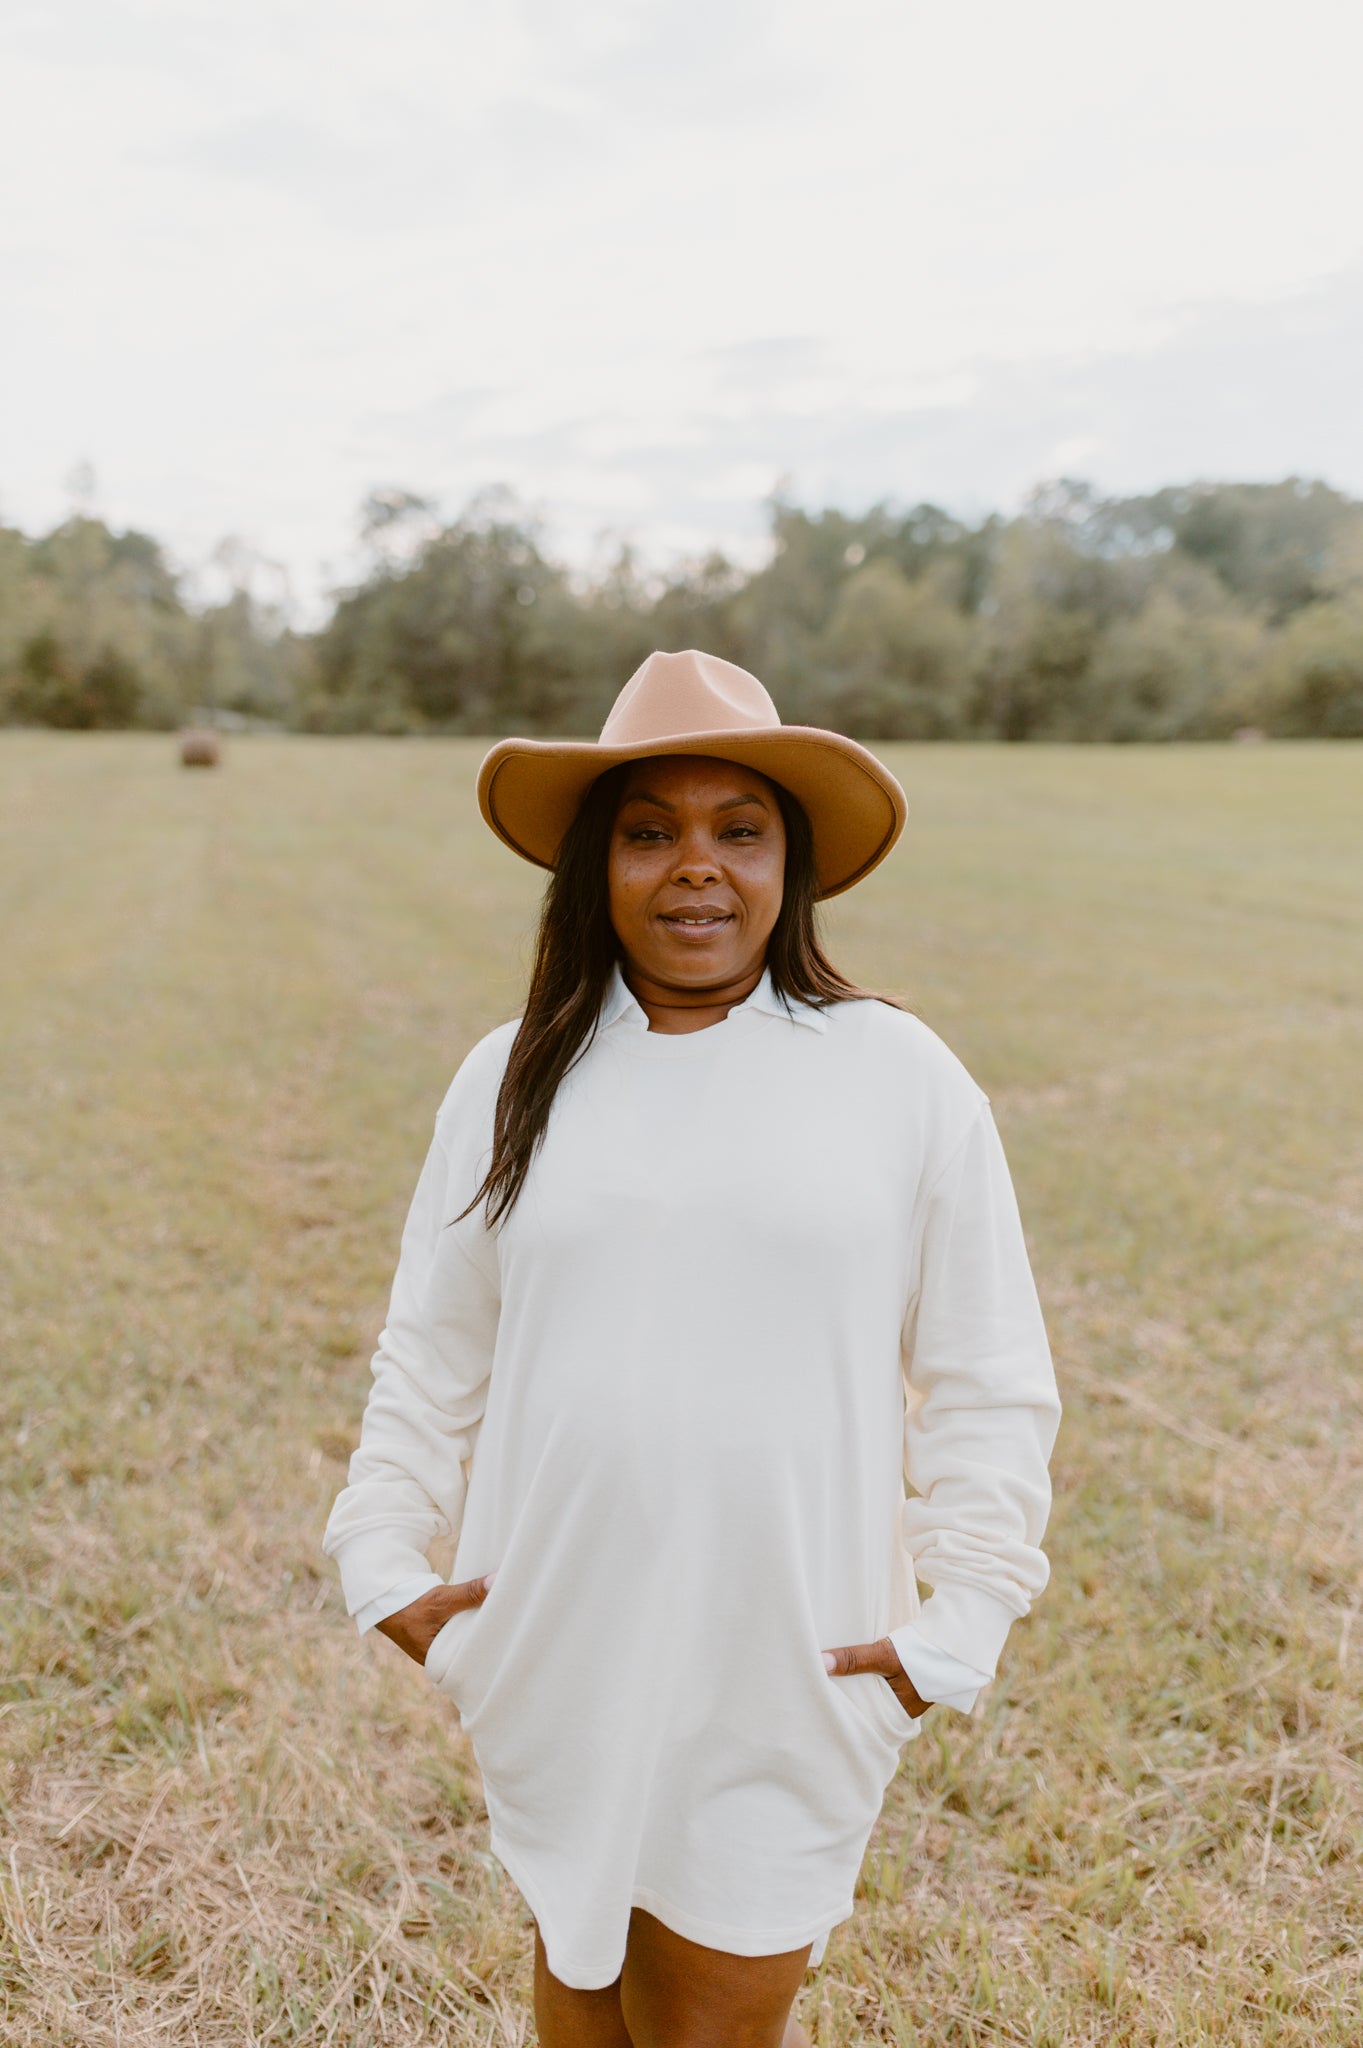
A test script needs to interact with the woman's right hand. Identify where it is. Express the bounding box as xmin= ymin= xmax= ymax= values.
xmin=376 ymin=1574 xmax=496 ymax=1665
